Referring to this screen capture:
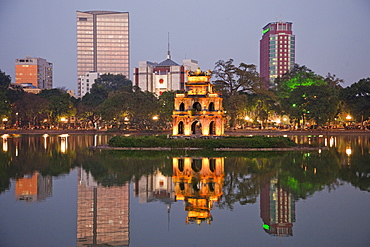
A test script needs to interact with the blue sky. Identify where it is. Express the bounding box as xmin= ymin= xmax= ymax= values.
xmin=0 ymin=0 xmax=369 ymax=92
